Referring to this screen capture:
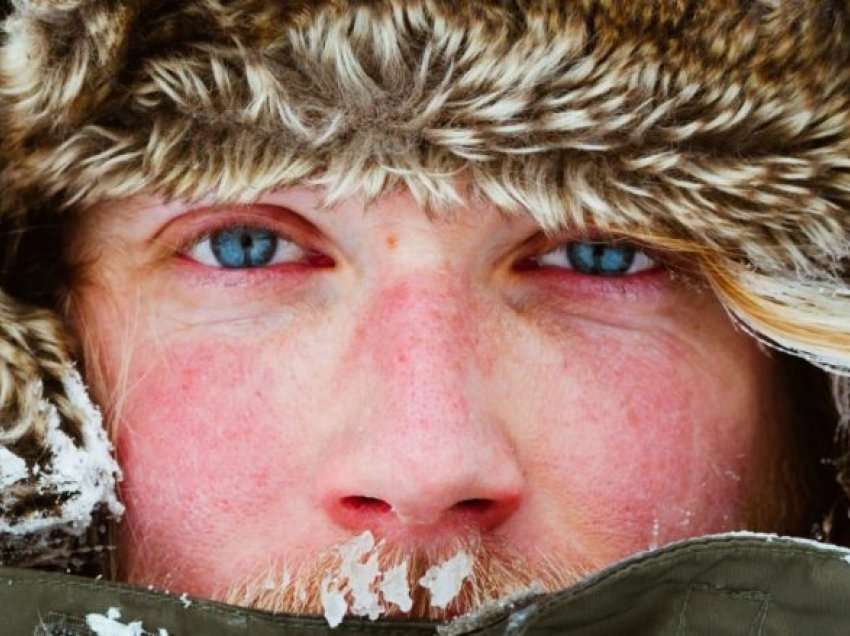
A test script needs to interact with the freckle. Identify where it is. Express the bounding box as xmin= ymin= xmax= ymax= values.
xmin=386 ymin=234 xmax=398 ymax=250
